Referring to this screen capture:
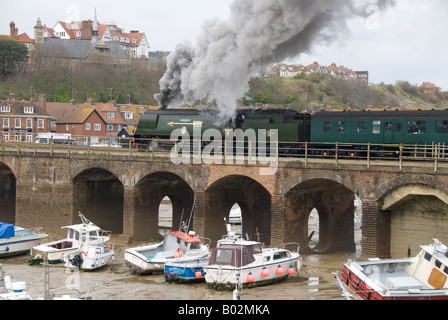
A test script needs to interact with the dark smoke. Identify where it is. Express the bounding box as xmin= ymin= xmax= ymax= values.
xmin=155 ymin=0 xmax=395 ymax=121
